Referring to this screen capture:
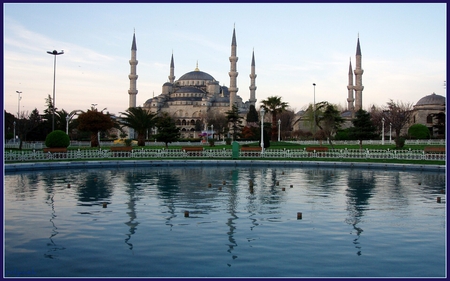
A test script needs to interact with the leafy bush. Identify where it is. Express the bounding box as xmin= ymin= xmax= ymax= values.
xmin=45 ymin=130 xmax=70 ymax=148
xmin=408 ymin=124 xmax=430 ymax=139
